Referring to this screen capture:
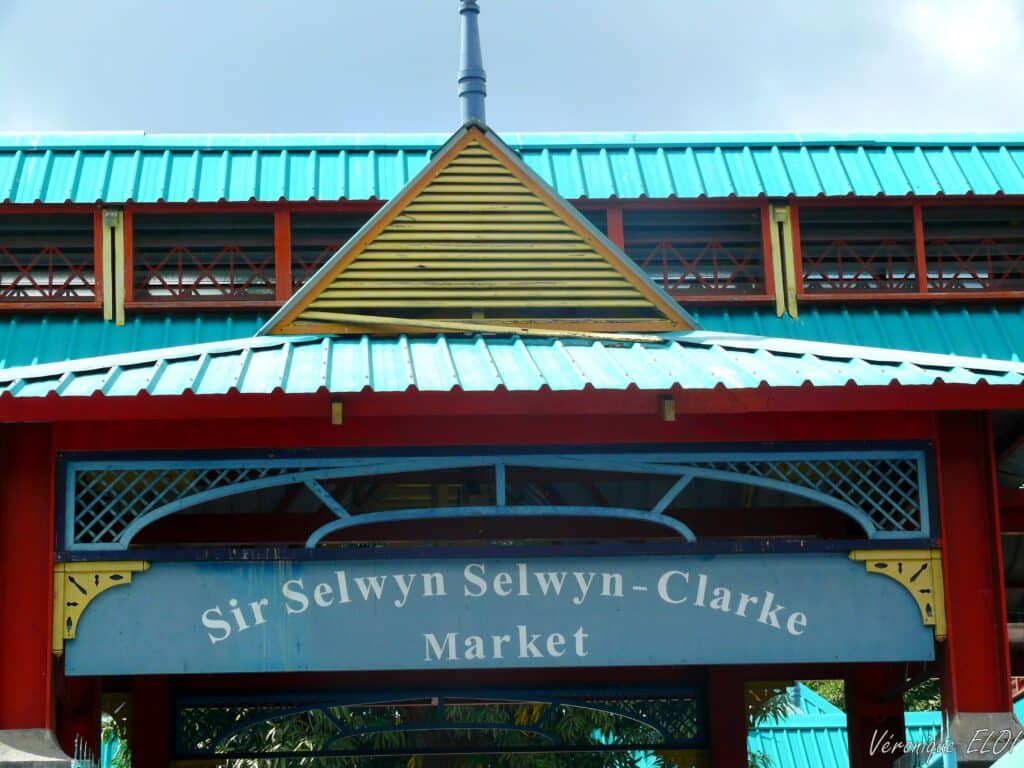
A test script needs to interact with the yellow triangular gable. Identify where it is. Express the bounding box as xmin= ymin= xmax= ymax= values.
xmin=263 ymin=125 xmax=694 ymax=335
